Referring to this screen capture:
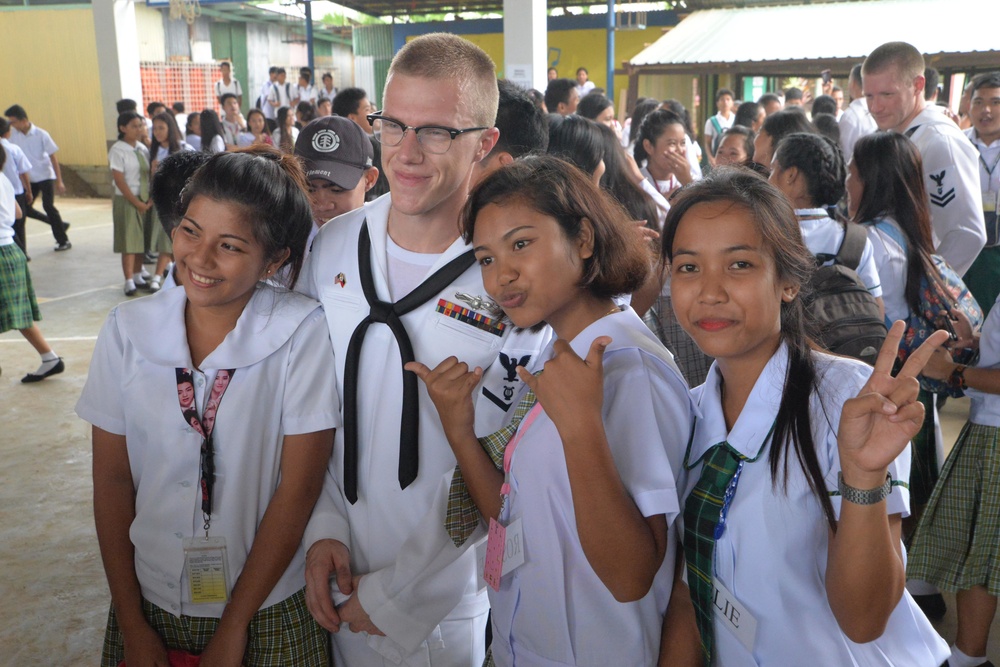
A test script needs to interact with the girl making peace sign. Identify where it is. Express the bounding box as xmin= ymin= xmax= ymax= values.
xmin=664 ymin=169 xmax=950 ymax=665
